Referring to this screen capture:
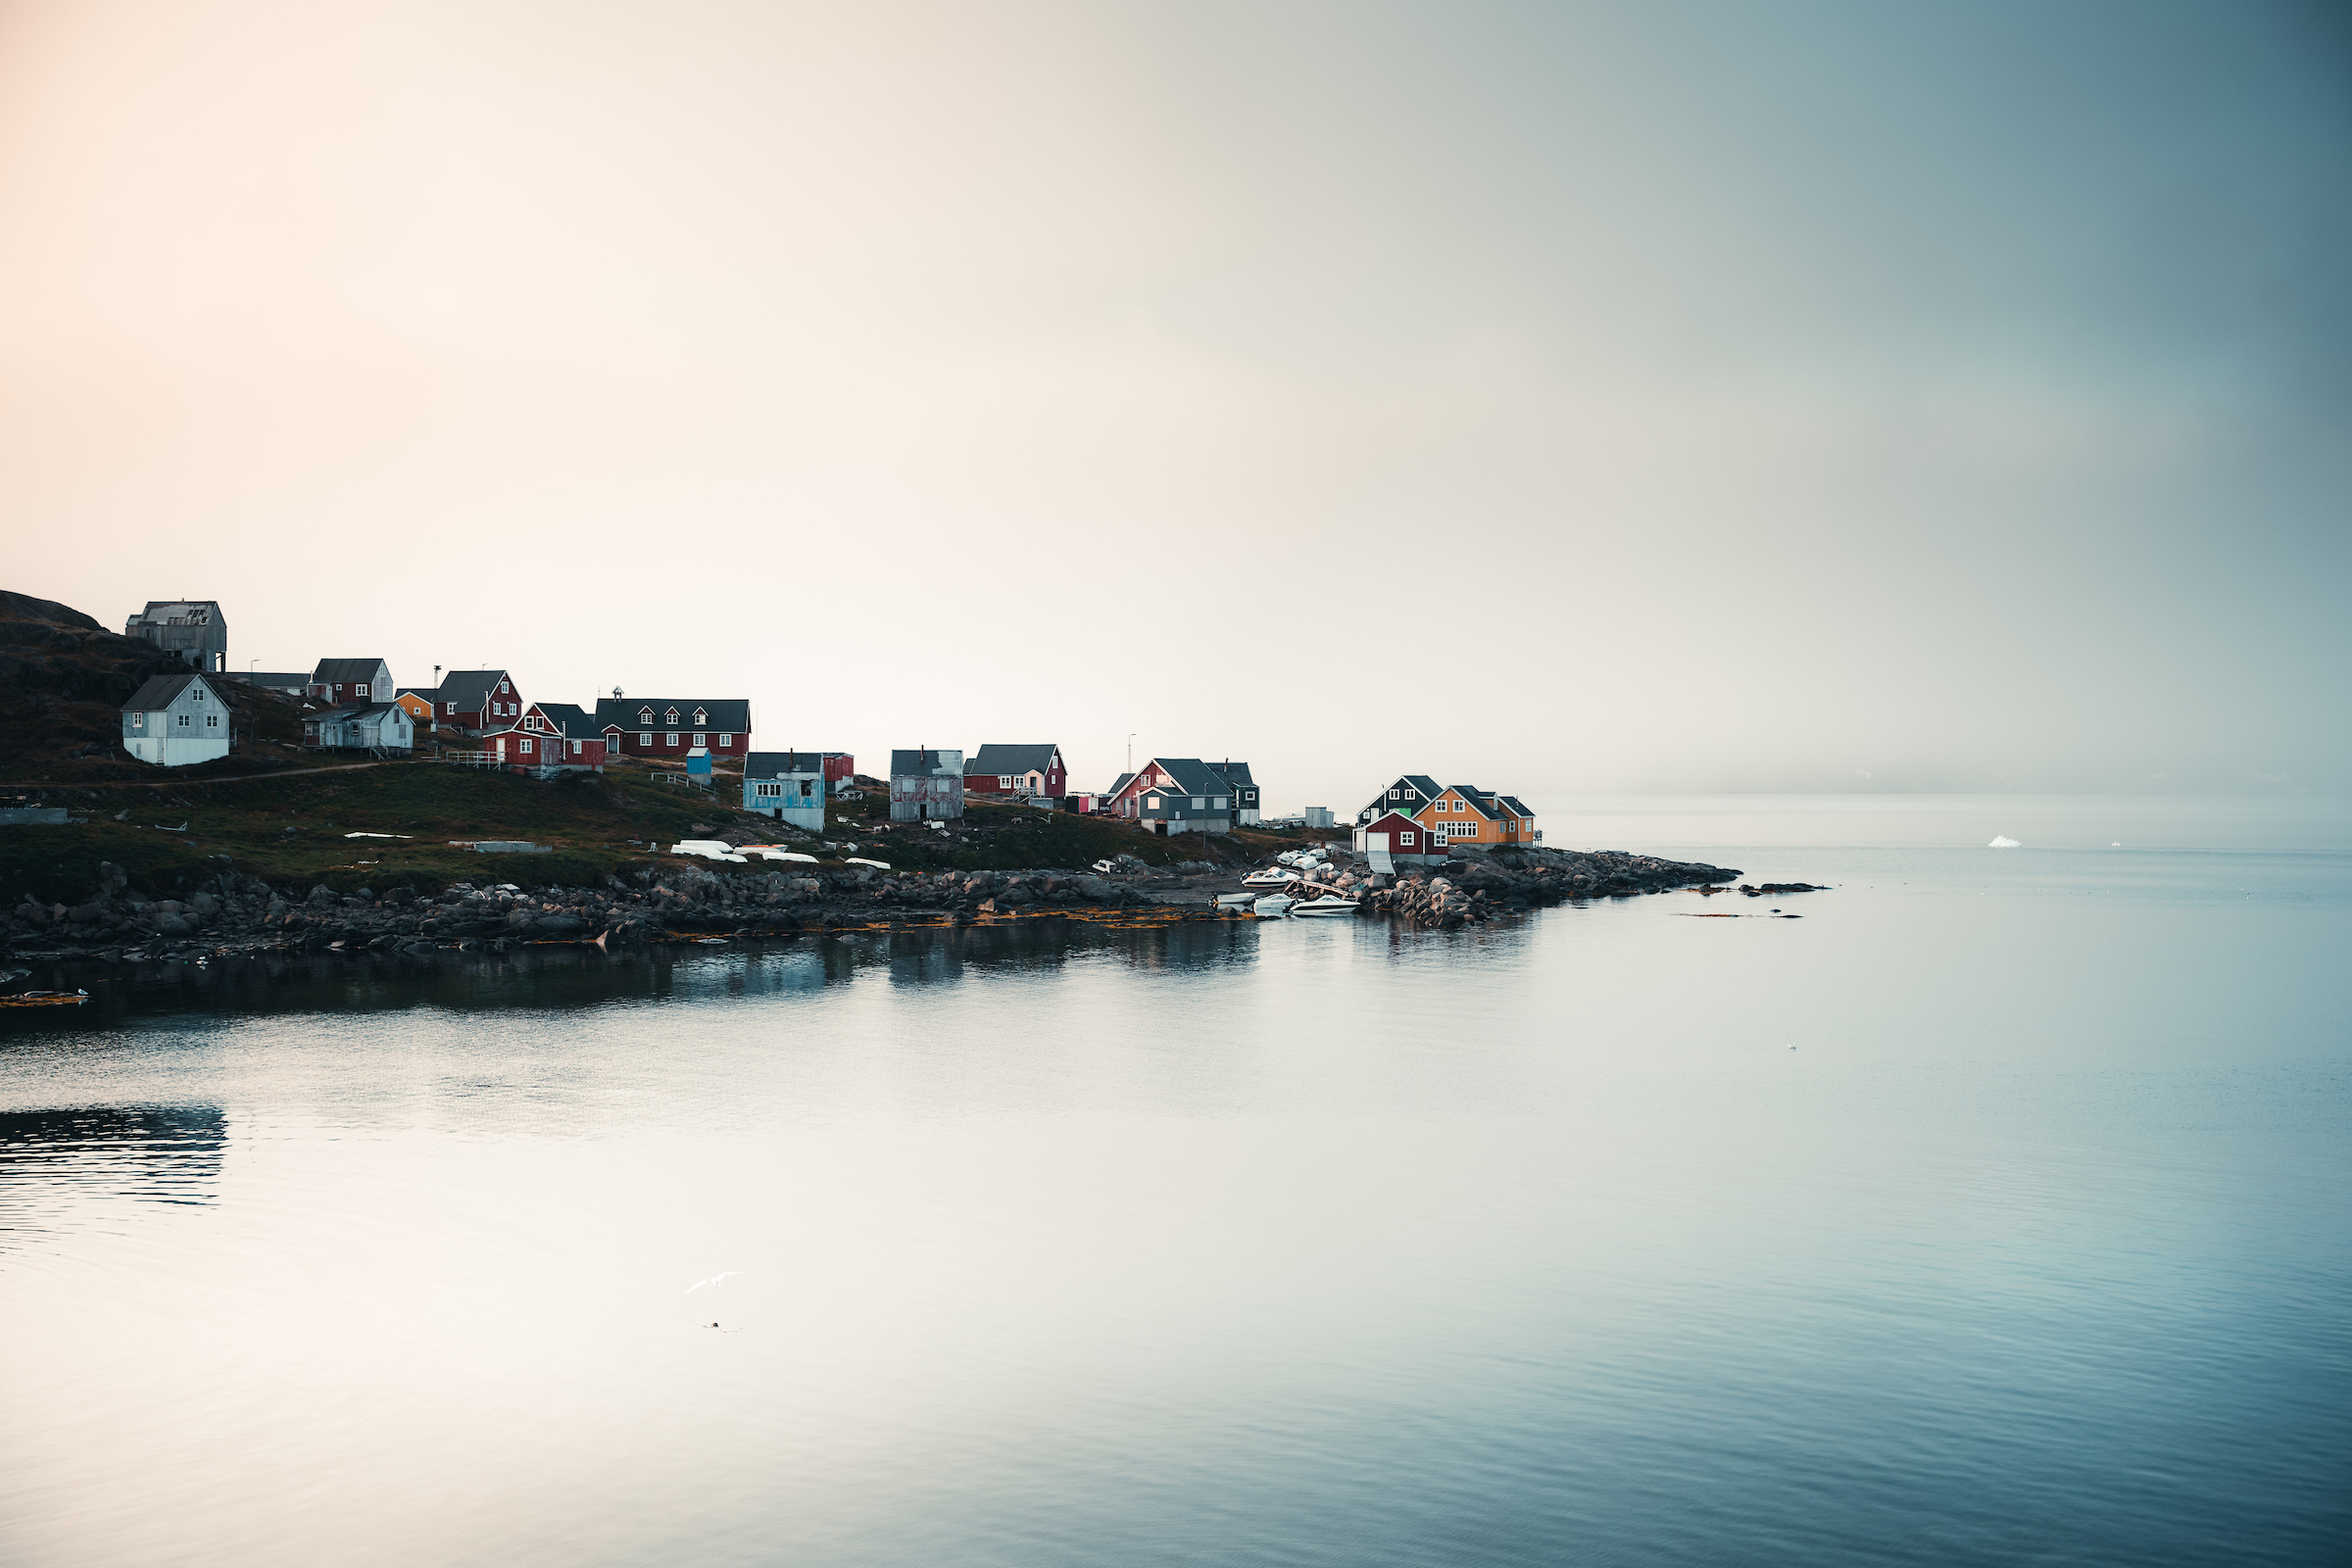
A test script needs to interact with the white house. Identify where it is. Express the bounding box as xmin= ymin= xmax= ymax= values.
xmin=744 ymin=751 xmax=828 ymax=830
xmin=304 ymin=703 xmax=414 ymax=755
xmin=121 ymin=672 xmax=232 ymax=766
